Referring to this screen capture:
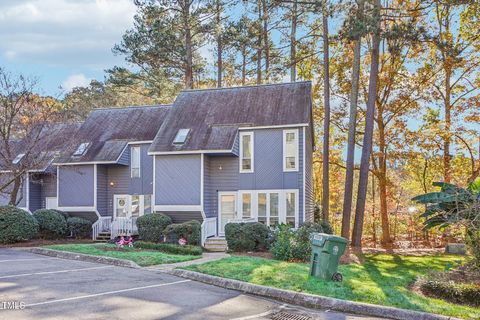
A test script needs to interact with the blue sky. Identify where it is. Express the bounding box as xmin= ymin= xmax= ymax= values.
xmin=0 ymin=0 xmax=138 ymax=96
